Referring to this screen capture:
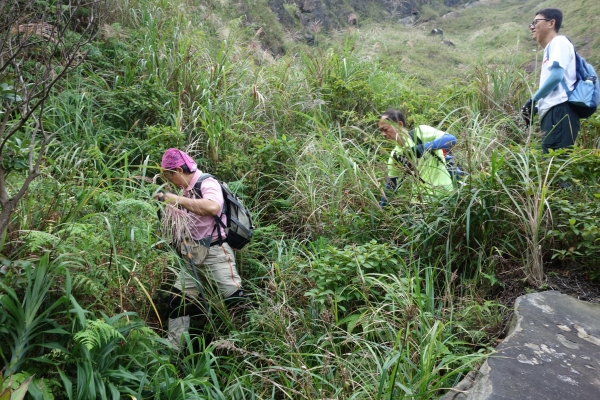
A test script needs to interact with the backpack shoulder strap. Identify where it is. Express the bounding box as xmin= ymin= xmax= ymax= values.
xmin=192 ymin=173 xmax=228 ymax=242
xmin=560 ymin=36 xmax=578 ymax=95
xmin=407 ymin=129 xmax=422 ymax=146
xmin=192 ymin=173 xmax=227 ymax=217
xmin=409 ymin=127 xmax=446 ymax=165
xmin=192 ymin=173 xmax=216 ymax=198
